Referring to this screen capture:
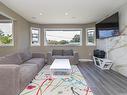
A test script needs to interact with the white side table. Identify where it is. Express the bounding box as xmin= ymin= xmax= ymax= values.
xmin=93 ymin=56 xmax=113 ymax=70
